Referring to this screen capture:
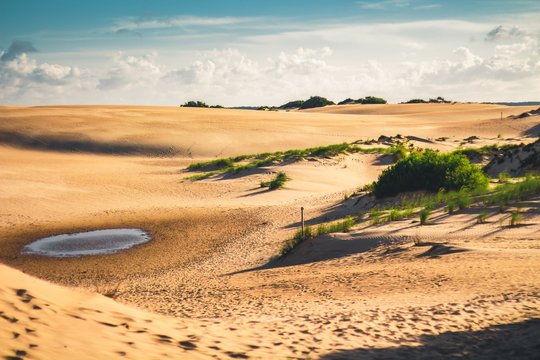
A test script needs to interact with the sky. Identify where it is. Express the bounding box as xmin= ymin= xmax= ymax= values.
xmin=1 ymin=0 xmax=540 ymax=106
